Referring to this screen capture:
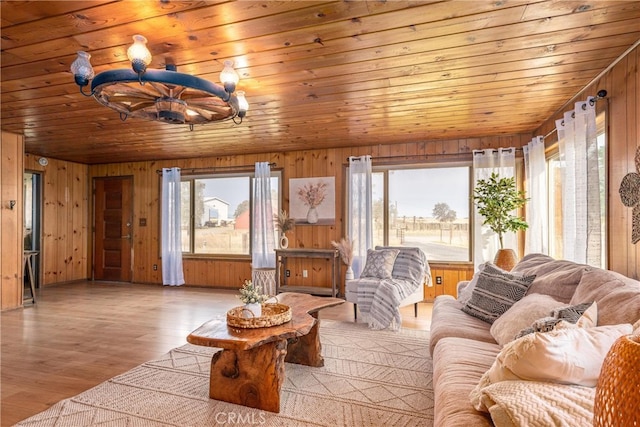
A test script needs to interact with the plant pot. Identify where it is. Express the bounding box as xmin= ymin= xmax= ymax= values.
xmin=280 ymin=234 xmax=289 ymax=249
xmin=345 ymin=265 xmax=354 ymax=280
xmin=493 ymin=248 xmax=518 ymax=271
xmin=242 ymin=303 xmax=262 ymax=318
xmin=306 ymin=206 xmax=319 ymax=224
